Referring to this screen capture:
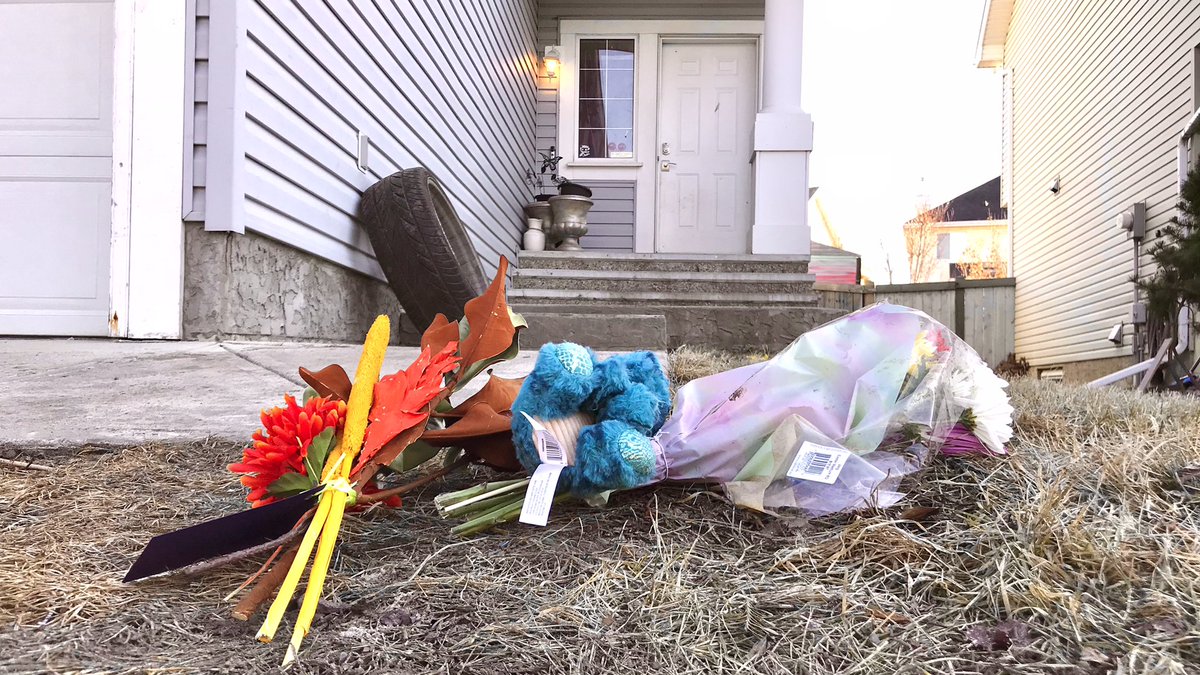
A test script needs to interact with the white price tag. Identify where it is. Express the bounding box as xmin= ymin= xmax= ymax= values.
xmin=519 ymin=412 xmax=568 ymax=527
xmin=519 ymin=463 xmax=565 ymax=526
xmin=787 ymin=441 xmax=852 ymax=484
